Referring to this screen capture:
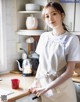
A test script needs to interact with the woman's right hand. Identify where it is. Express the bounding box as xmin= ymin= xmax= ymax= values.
xmin=29 ymin=87 xmax=37 ymax=94
xmin=28 ymin=79 xmax=41 ymax=94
